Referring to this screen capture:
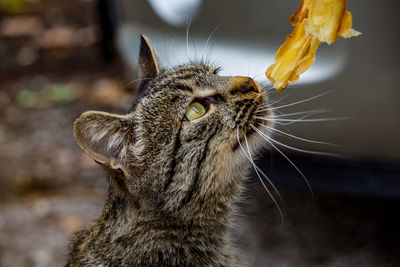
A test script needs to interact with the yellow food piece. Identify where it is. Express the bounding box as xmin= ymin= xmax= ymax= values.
xmin=185 ymin=102 xmax=206 ymax=121
xmin=266 ymin=0 xmax=361 ymax=93
xmin=266 ymin=21 xmax=320 ymax=91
